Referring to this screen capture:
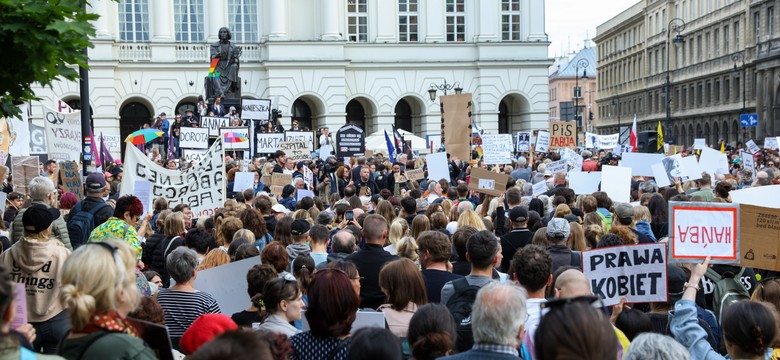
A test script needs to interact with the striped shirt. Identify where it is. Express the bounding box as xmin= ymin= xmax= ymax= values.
xmin=157 ymin=289 xmax=221 ymax=341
